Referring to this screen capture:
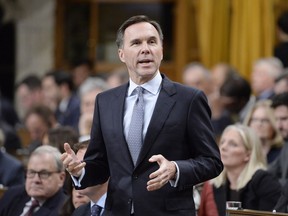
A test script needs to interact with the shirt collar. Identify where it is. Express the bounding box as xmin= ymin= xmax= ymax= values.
xmin=128 ymin=71 xmax=162 ymax=96
xmin=90 ymin=193 xmax=107 ymax=209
